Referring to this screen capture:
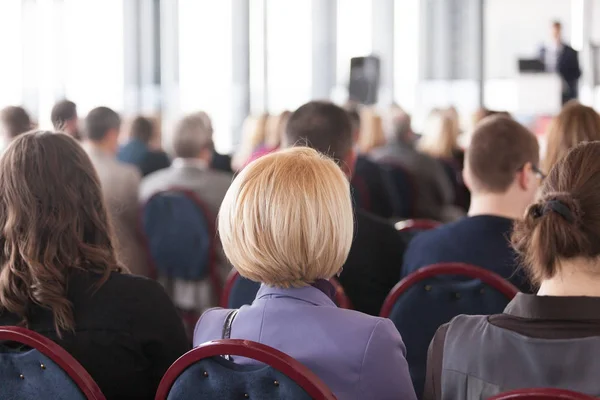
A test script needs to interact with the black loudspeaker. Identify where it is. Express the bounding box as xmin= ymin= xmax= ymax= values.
xmin=348 ymin=56 xmax=380 ymax=105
